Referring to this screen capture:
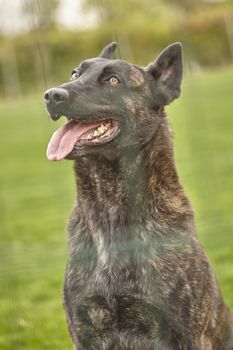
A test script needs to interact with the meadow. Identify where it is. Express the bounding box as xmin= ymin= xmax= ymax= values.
xmin=0 ymin=67 xmax=233 ymax=349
